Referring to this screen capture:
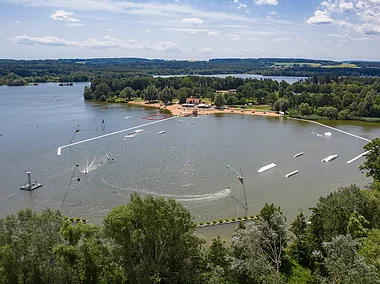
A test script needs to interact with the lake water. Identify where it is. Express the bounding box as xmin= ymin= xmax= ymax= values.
xmin=0 ymin=83 xmax=379 ymax=226
xmin=154 ymin=74 xmax=307 ymax=84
